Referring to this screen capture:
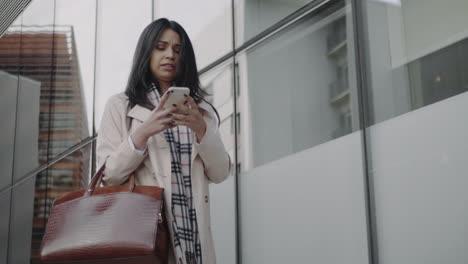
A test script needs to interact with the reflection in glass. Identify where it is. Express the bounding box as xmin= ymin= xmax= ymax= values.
xmin=235 ymin=0 xmax=315 ymax=46
xmin=30 ymin=143 xmax=91 ymax=263
xmin=199 ymin=61 xmax=236 ymax=264
xmin=365 ymin=0 xmax=468 ymax=124
xmin=9 ymin=176 xmax=36 ymax=263
xmin=0 ymin=14 xmax=21 ymax=189
xmin=0 ymin=190 xmax=11 ymax=263
xmin=94 ymin=0 xmax=152 ymax=131
xmin=408 ymin=38 xmax=468 ymax=109
xmin=0 ymin=4 xmax=53 ymax=190
xmin=55 ymin=0 xmax=96 ymax=137
xmin=154 ymin=0 xmax=233 ymax=69
xmin=237 ymin=0 xmax=358 ymax=170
